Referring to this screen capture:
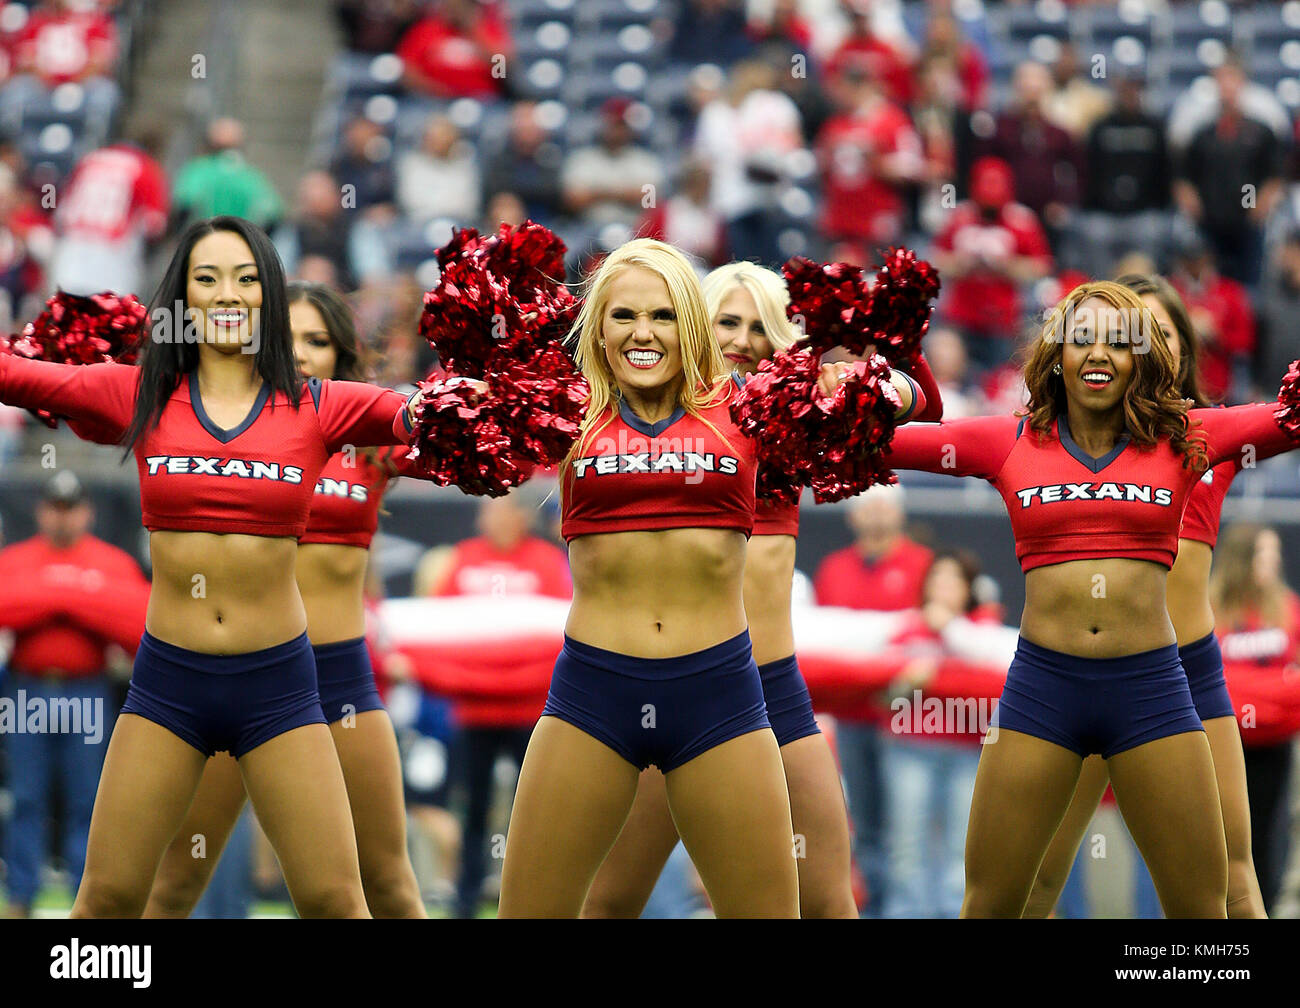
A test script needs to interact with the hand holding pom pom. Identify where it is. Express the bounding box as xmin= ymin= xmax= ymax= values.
xmin=0 ymin=290 xmax=147 ymax=428
xmin=733 ymin=350 xmax=902 ymax=504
